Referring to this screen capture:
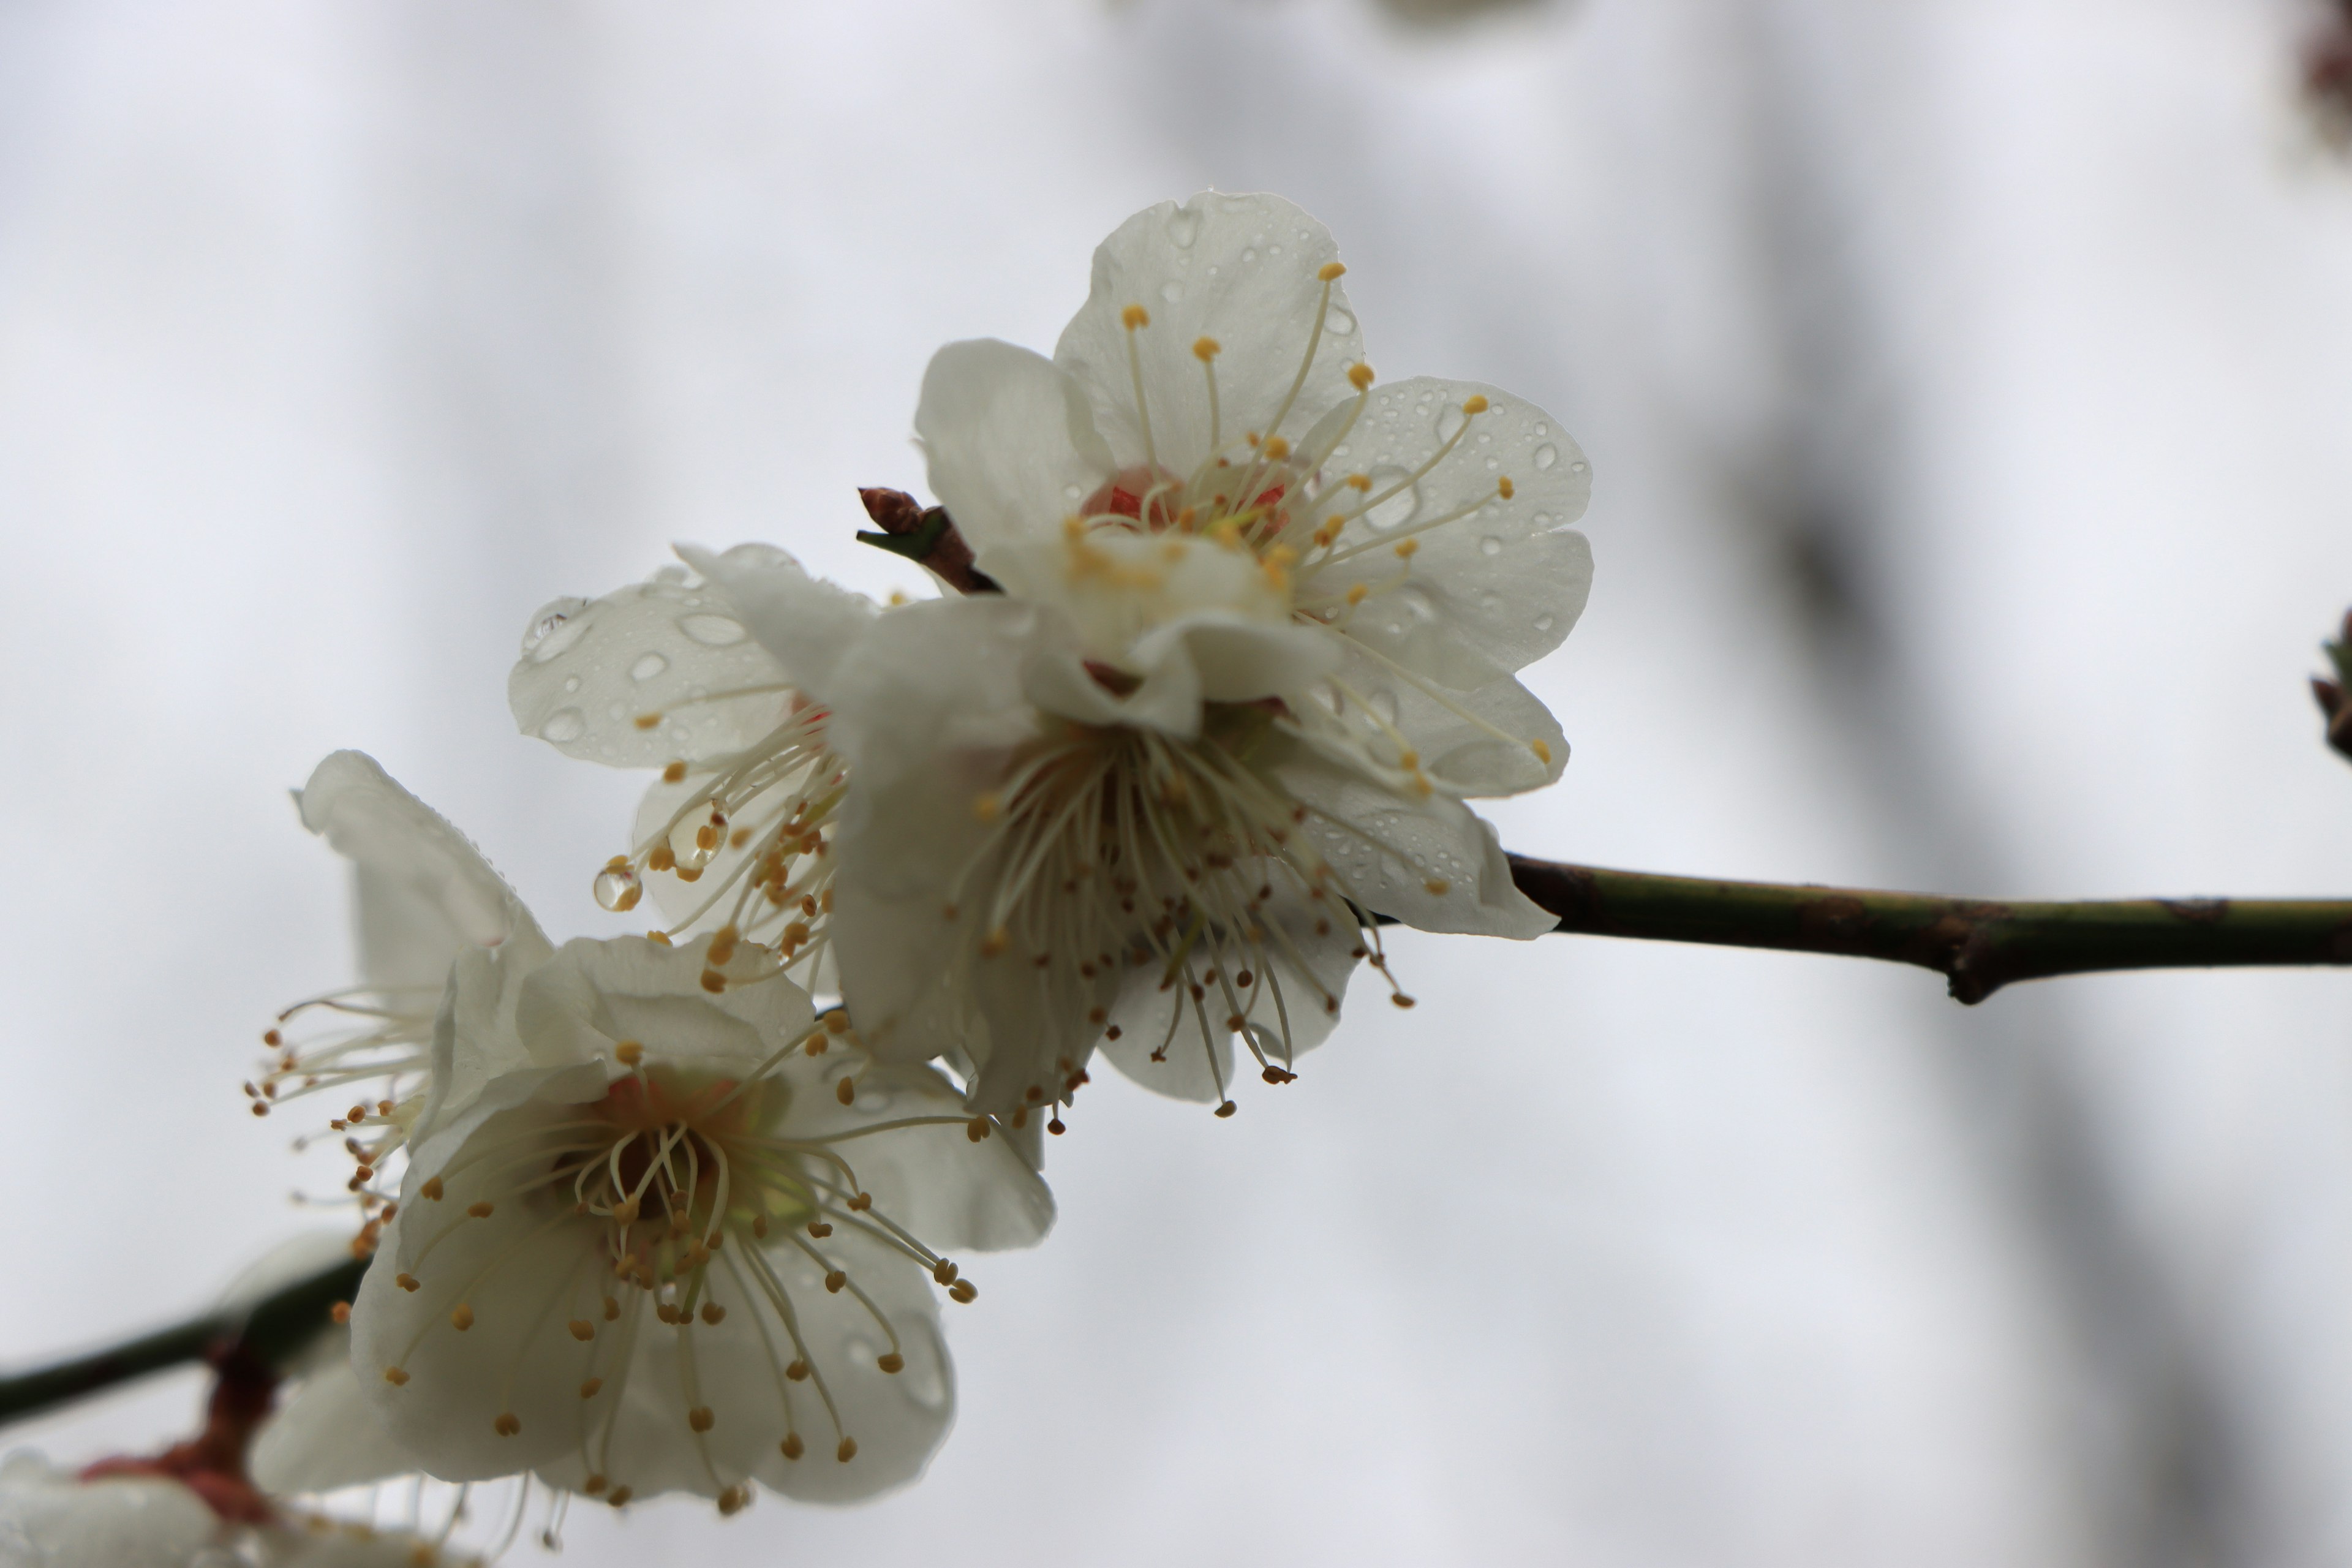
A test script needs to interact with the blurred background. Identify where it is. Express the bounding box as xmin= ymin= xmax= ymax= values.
xmin=5 ymin=0 xmax=2352 ymax=1562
